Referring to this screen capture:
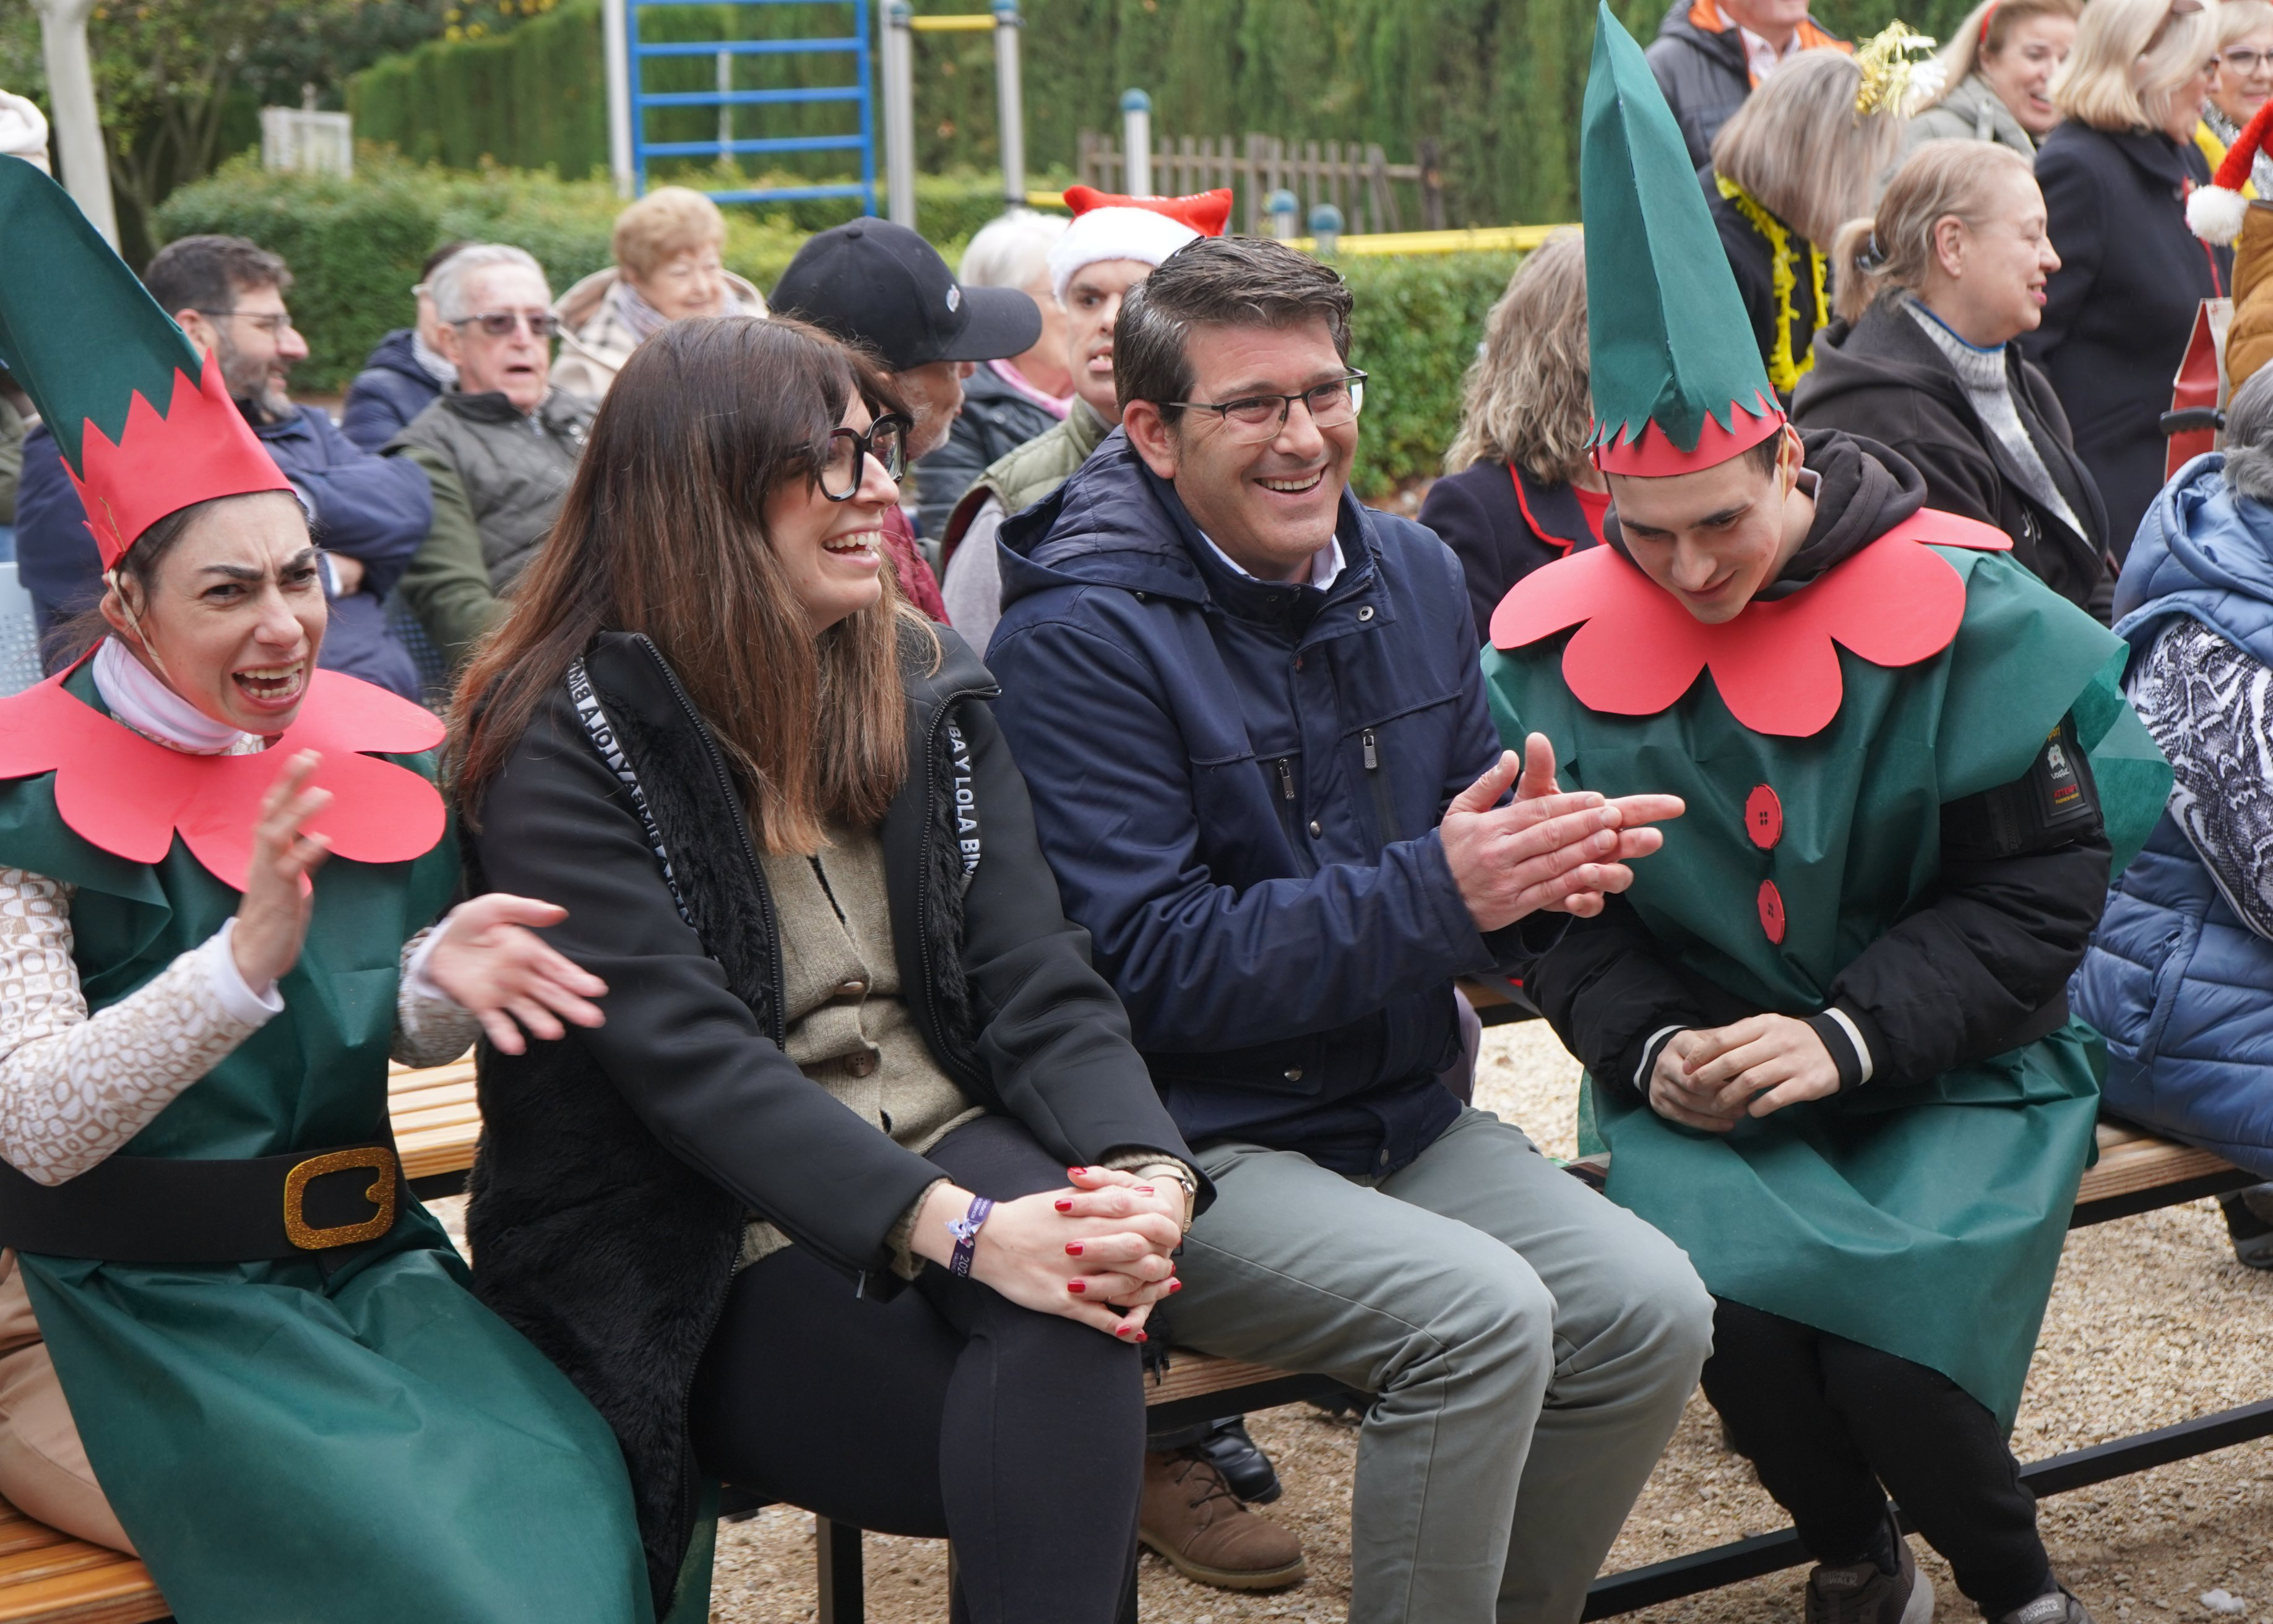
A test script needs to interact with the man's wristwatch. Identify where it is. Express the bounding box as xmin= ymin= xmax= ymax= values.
xmin=947 ymin=1194 xmax=995 ymax=1279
